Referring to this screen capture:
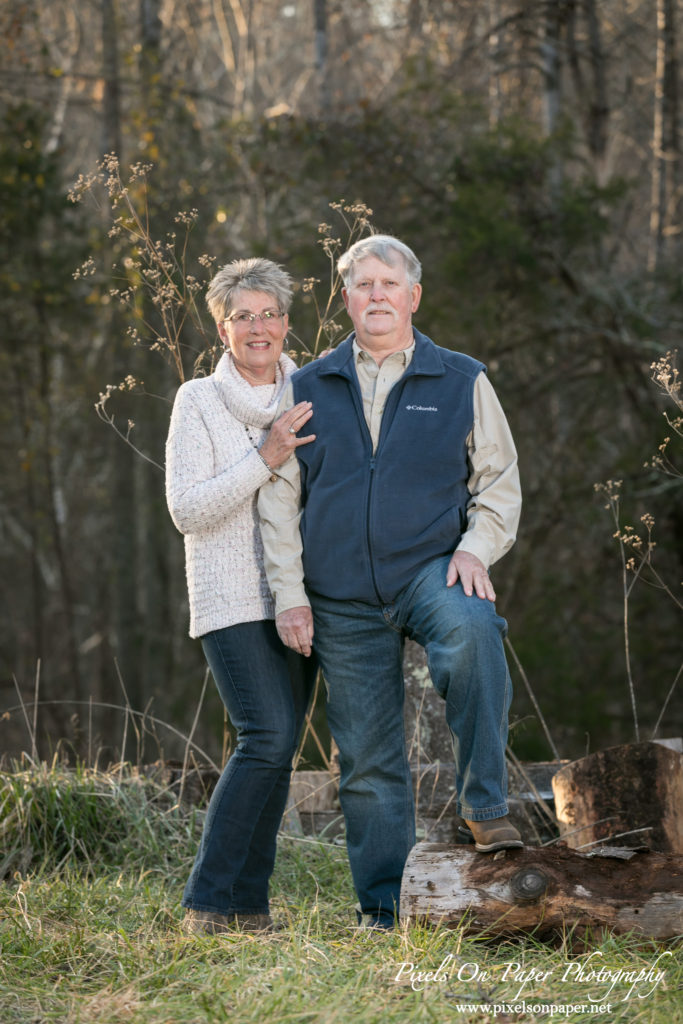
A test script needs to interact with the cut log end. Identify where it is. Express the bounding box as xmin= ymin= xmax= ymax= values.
xmin=552 ymin=742 xmax=683 ymax=854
